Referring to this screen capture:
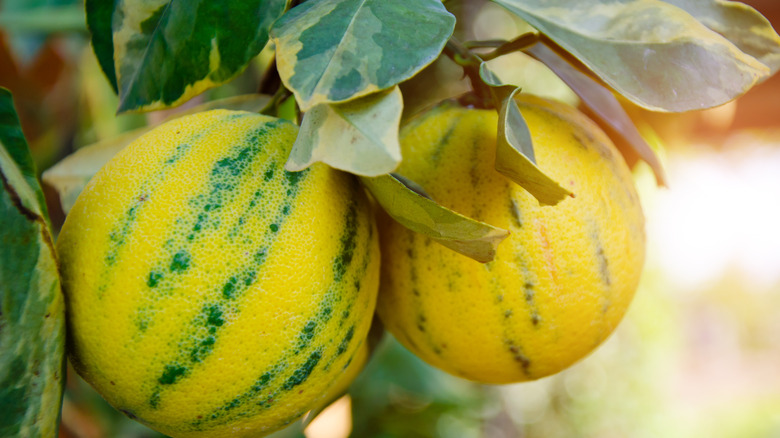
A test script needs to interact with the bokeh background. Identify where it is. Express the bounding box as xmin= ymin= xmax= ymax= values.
xmin=2 ymin=0 xmax=779 ymax=437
